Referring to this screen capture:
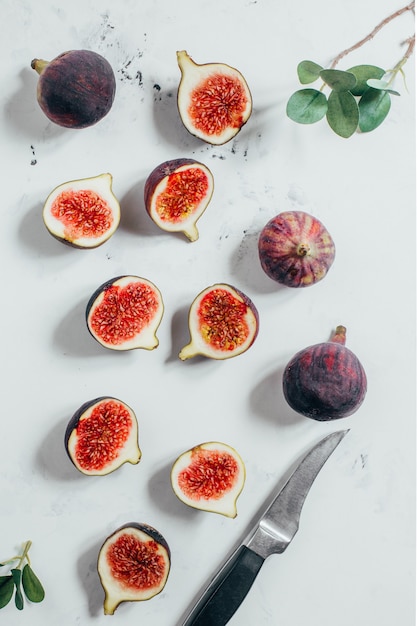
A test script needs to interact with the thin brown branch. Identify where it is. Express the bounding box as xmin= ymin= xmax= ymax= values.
xmin=330 ymin=1 xmax=415 ymax=68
